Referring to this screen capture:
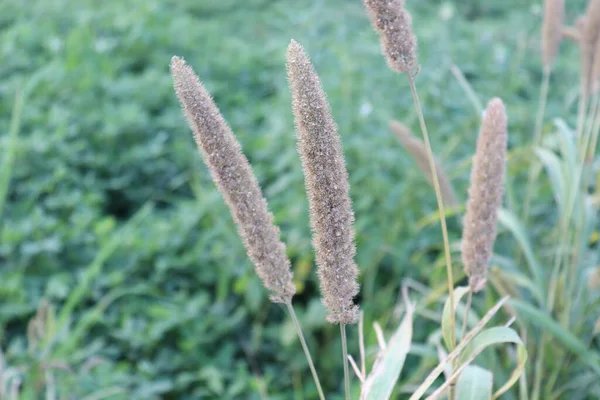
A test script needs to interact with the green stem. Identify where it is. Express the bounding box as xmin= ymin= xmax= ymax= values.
xmin=460 ymin=290 xmax=472 ymax=341
xmin=587 ymin=101 xmax=600 ymax=160
xmin=531 ymin=334 xmax=546 ymax=400
xmin=522 ymin=66 xmax=551 ymax=224
xmin=341 ymin=324 xmax=350 ymax=400
xmin=407 ymin=74 xmax=456 ymax=399
xmin=286 ymin=302 xmax=326 ymax=400
xmin=580 ymin=93 xmax=598 ymax=160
